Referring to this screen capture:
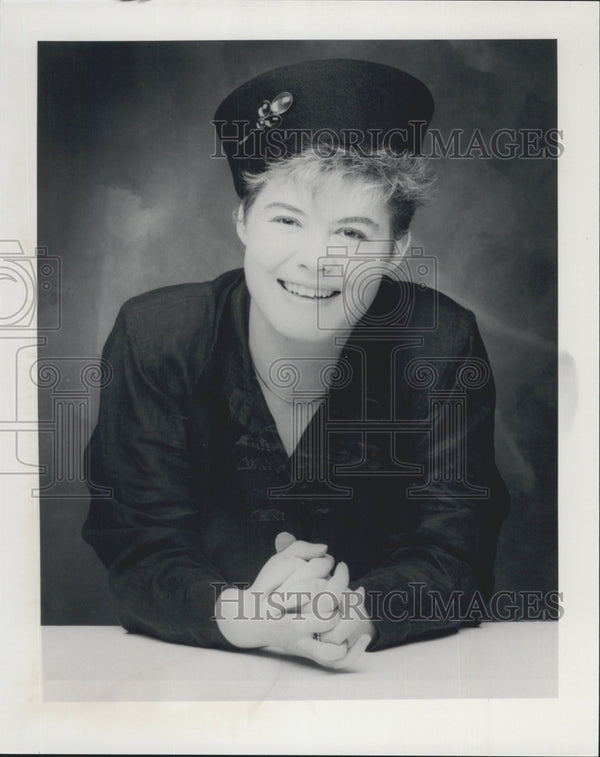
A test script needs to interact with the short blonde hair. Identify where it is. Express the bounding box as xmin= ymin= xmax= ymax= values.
xmin=241 ymin=146 xmax=435 ymax=237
